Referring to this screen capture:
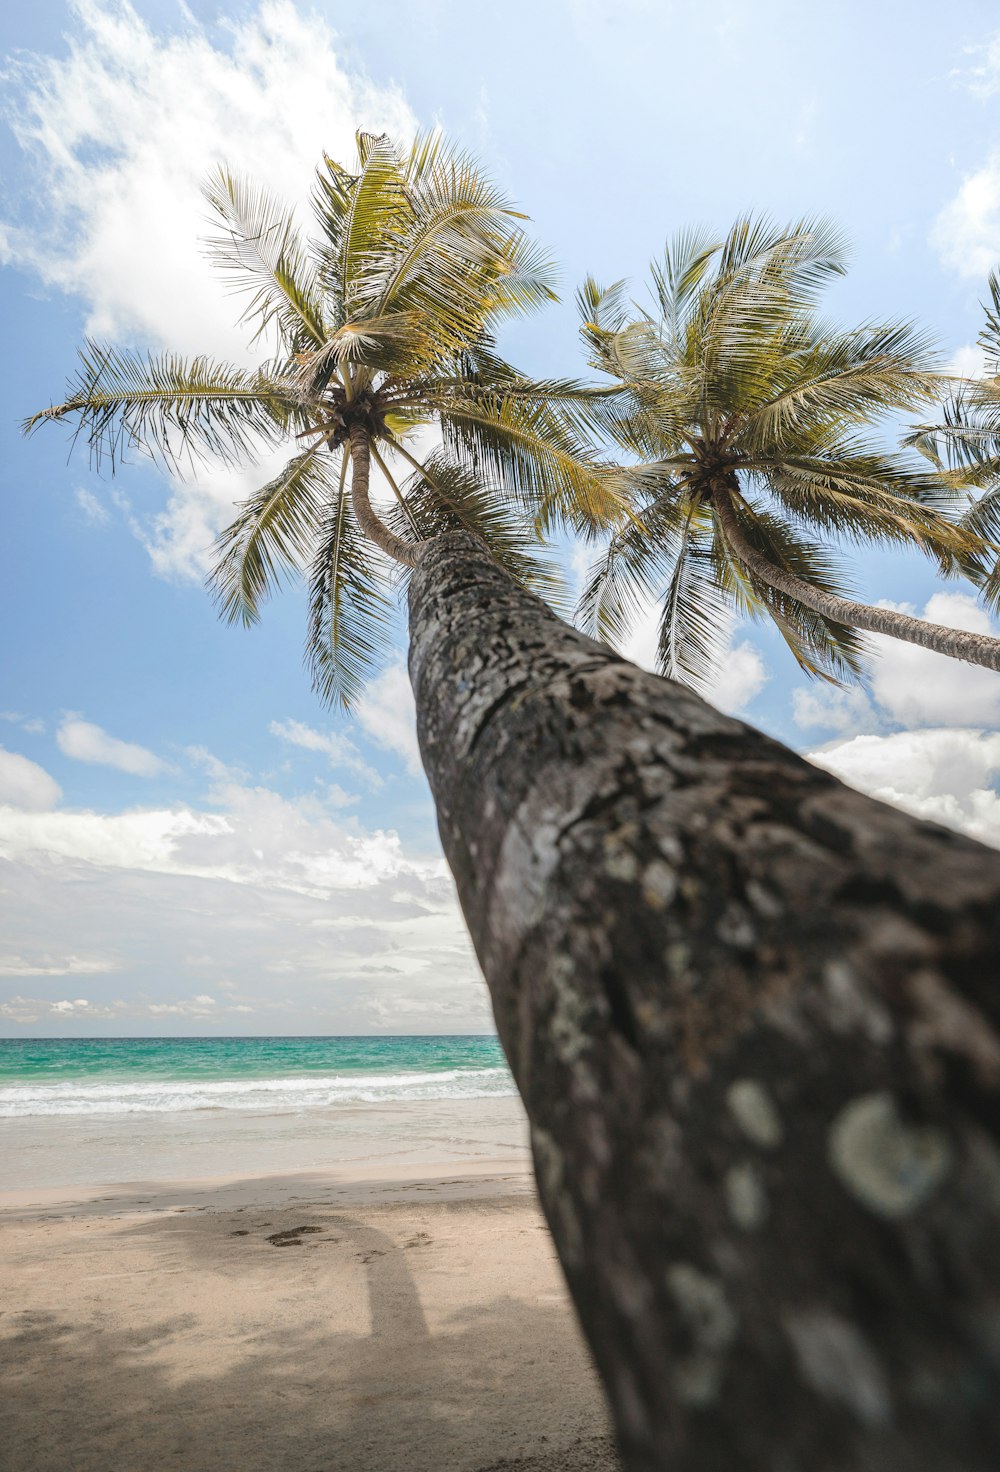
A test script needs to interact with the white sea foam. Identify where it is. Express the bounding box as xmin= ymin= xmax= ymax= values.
xmin=0 ymin=1067 xmax=516 ymax=1118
